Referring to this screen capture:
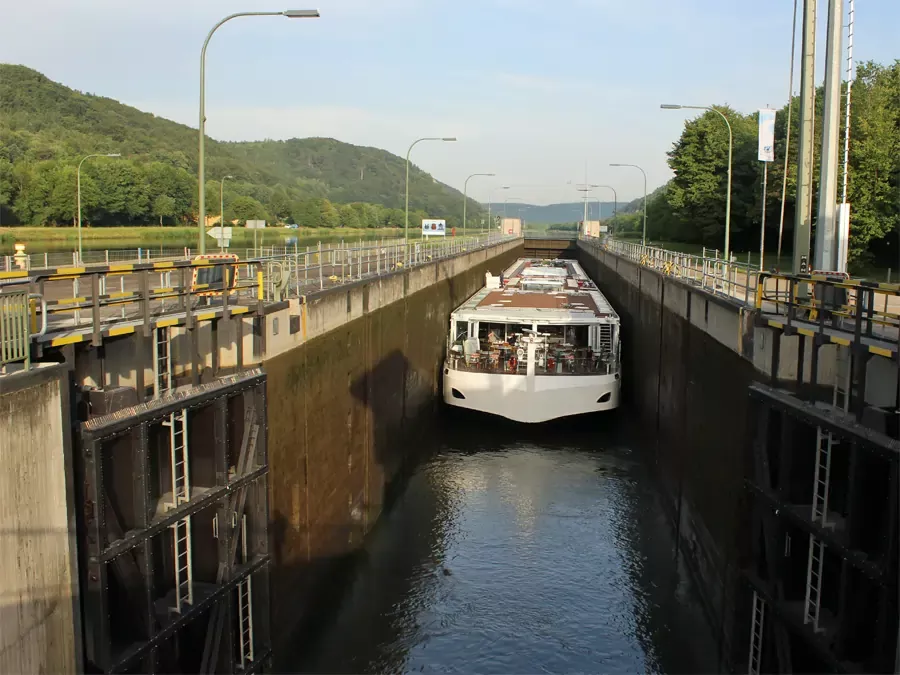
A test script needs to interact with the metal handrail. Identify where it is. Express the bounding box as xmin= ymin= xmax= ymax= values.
xmin=755 ymin=271 xmax=900 ymax=346
xmin=0 ymin=233 xmax=521 ymax=352
xmin=580 ymin=235 xmax=761 ymax=305
xmin=259 ymin=232 xmax=518 ymax=300
xmin=0 ymin=286 xmax=36 ymax=368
